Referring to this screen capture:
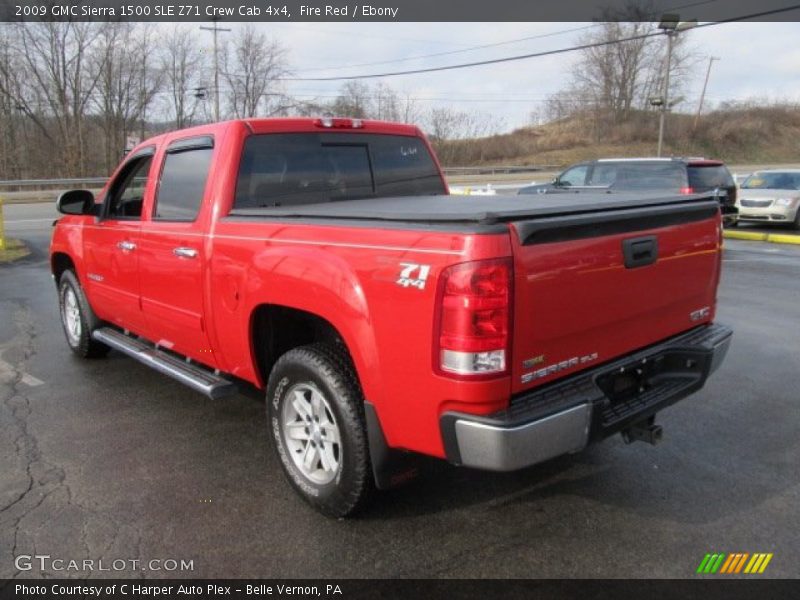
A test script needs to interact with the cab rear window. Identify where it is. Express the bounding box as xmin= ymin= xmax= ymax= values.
xmin=234 ymin=133 xmax=445 ymax=208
